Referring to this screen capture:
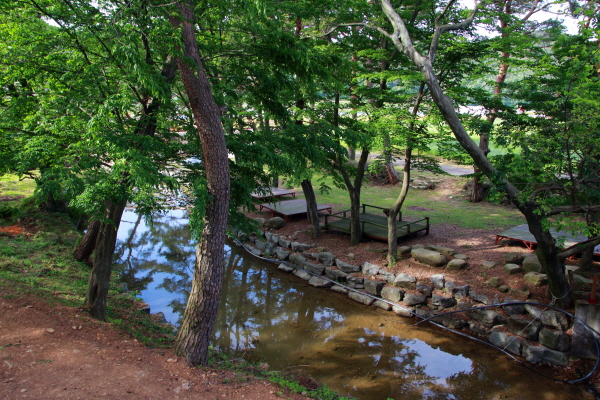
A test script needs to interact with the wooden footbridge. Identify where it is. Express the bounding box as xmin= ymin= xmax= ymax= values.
xmin=324 ymin=204 xmax=429 ymax=241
